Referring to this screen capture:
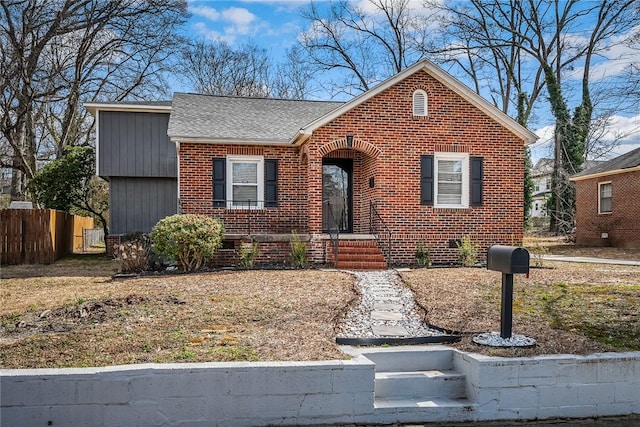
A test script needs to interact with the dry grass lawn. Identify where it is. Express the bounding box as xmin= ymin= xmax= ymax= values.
xmin=1 ymin=233 xmax=639 ymax=368
xmin=1 ymin=256 xmax=354 ymax=368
